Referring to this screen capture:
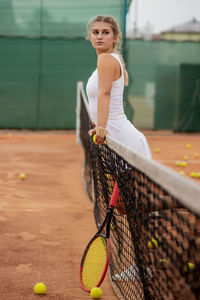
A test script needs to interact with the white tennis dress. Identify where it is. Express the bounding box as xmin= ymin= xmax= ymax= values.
xmin=86 ymin=53 xmax=152 ymax=159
